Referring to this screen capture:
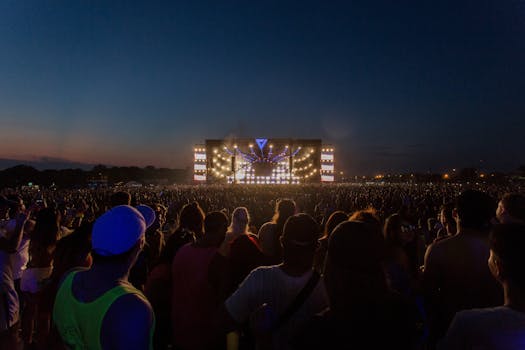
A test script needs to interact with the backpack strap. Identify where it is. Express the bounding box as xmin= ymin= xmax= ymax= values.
xmin=273 ymin=271 xmax=321 ymax=330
